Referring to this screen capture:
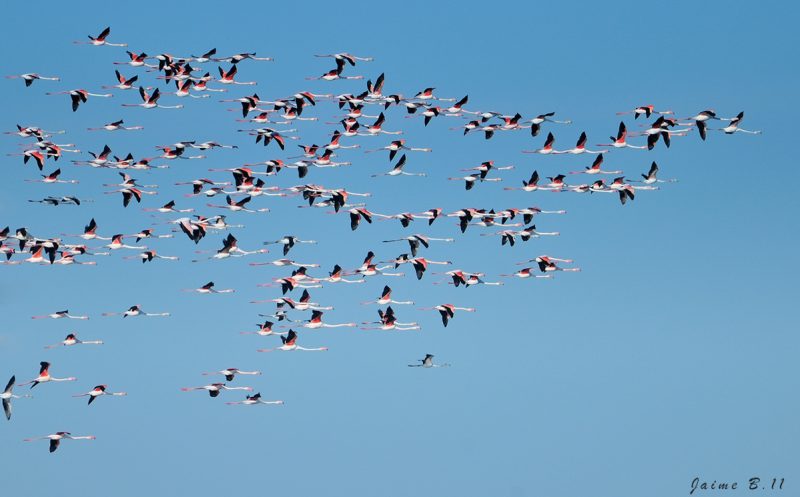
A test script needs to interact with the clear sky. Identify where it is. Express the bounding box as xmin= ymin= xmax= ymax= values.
xmin=1 ymin=1 xmax=798 ymax=496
